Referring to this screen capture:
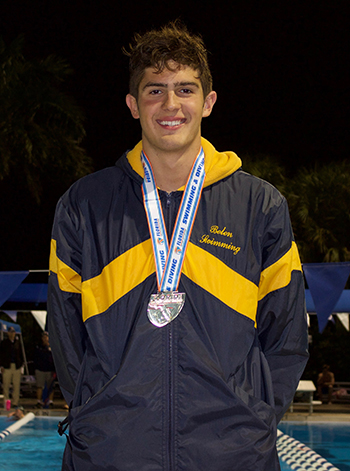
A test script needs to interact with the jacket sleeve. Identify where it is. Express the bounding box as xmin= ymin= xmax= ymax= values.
xmin=47 ymin=195 xmax=88 ymax=405
xmin=257 ymin=196 xmax=309 ymax=423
